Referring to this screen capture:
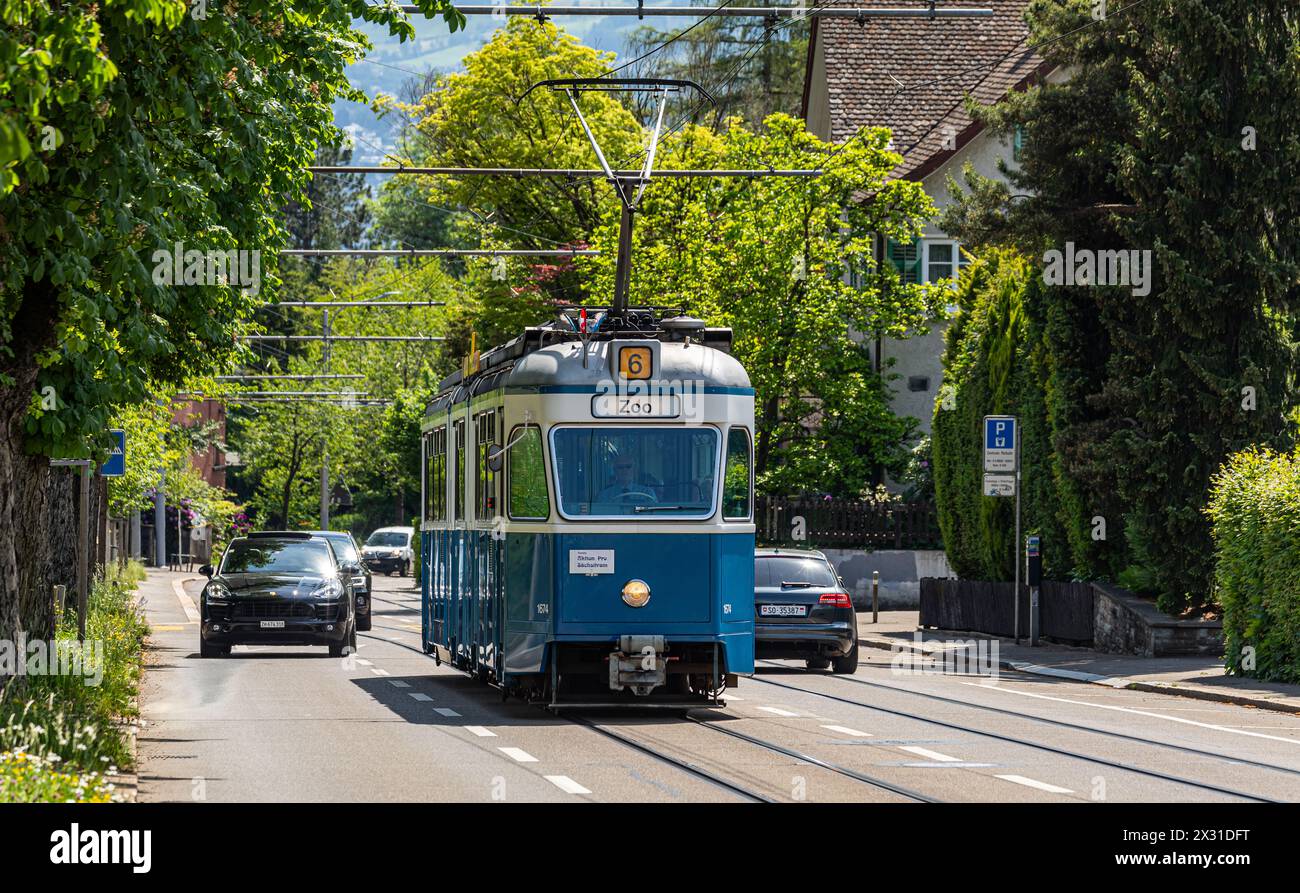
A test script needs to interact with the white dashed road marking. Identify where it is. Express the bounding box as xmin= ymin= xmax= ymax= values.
xmin=465 ymin=726 xmax=497 ymax=737
xmin=371 ymin=668 xmax=390 ymax=676
xmin=356 ymin=659 xmax=373 ymax=666
xmin=389 ymin=680 xmax=409 ymax=688
xmin=408 ymin=692 xmax=433 ymax=702
xmin=498 ymin=747 xmax=538 ymax=763
xmin=898 ymin=746 xmax=961 ymax=762
xmin=544 ymin=775 xmax=591 ymax=795
xmin=433 ymin=707 xmax=460 ymax=717
xmin=996 ymin=774 xmax=1075 ymax=794
xmin=822 ymin=725 xmax=872 ymax=738
xmin=756 ymin=706 xmax=799 ymax=717
xmin=964 ymin=682 xmax=1300 ymax=745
